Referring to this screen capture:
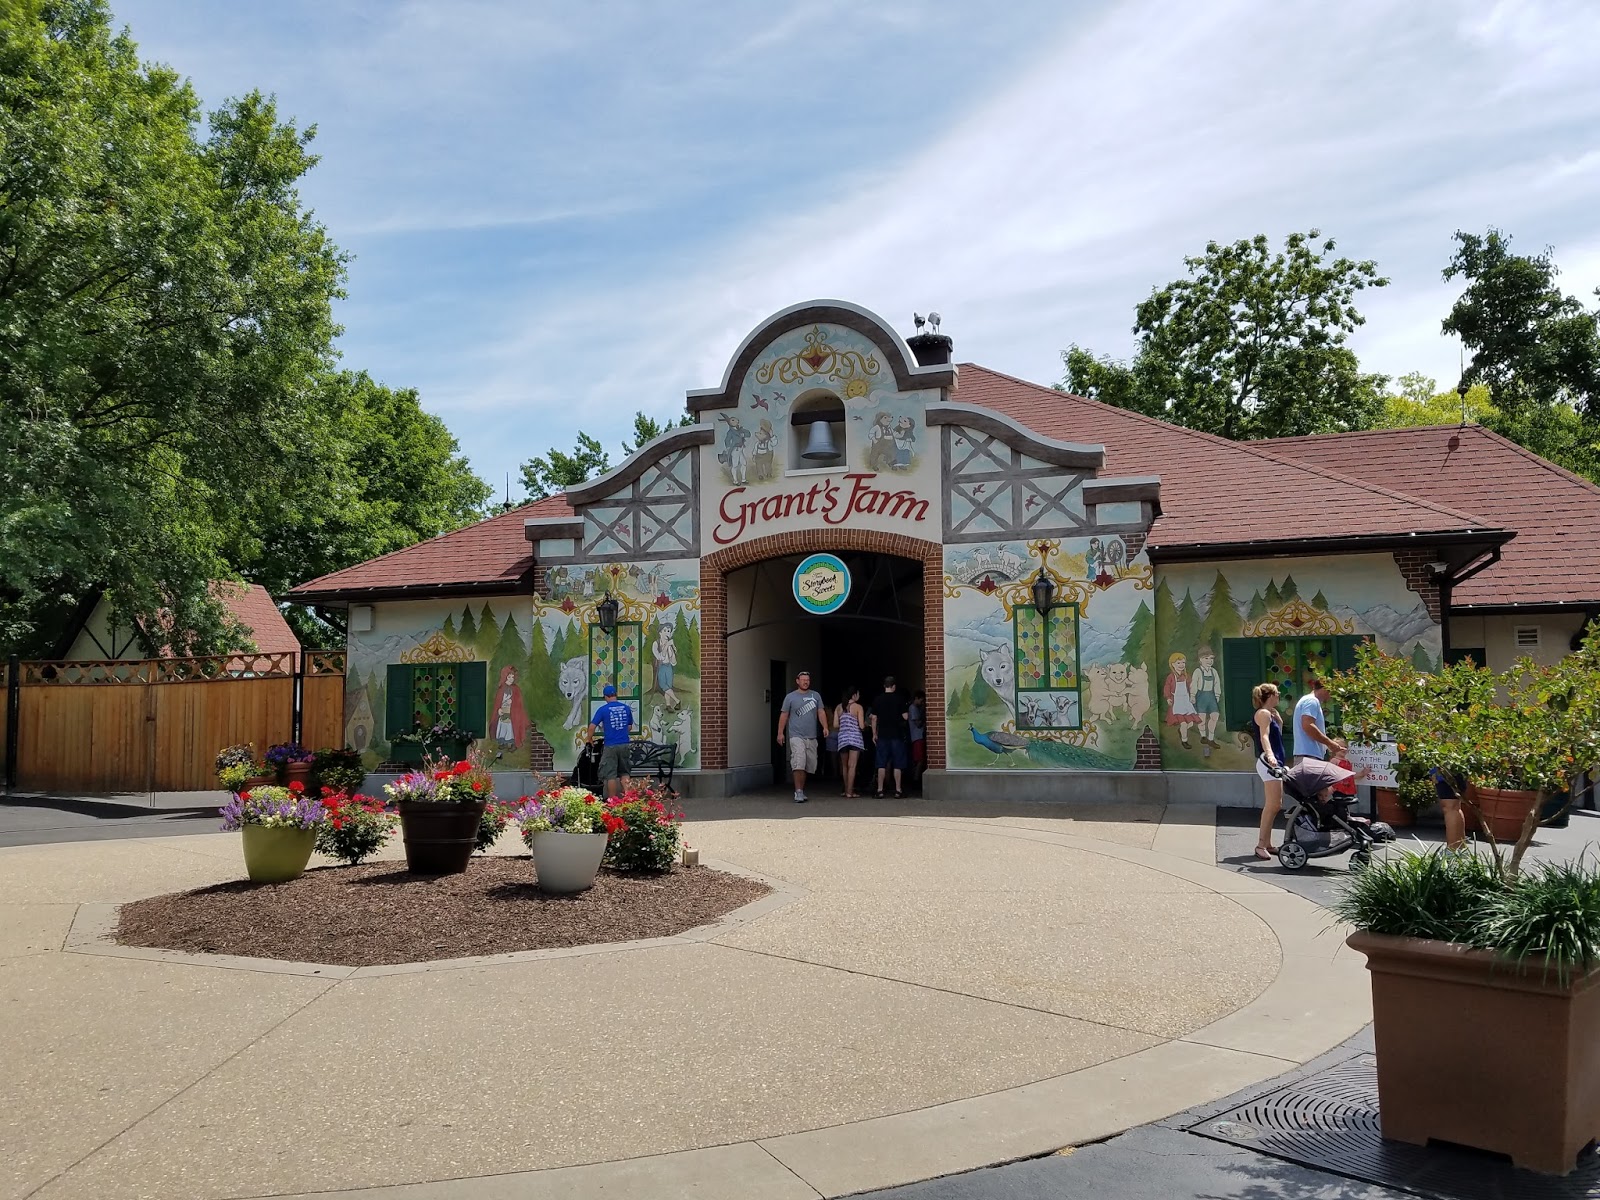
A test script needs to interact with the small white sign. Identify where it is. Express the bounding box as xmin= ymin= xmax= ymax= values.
xmin=1346 ymin=741 xmax=1399 ymax=788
